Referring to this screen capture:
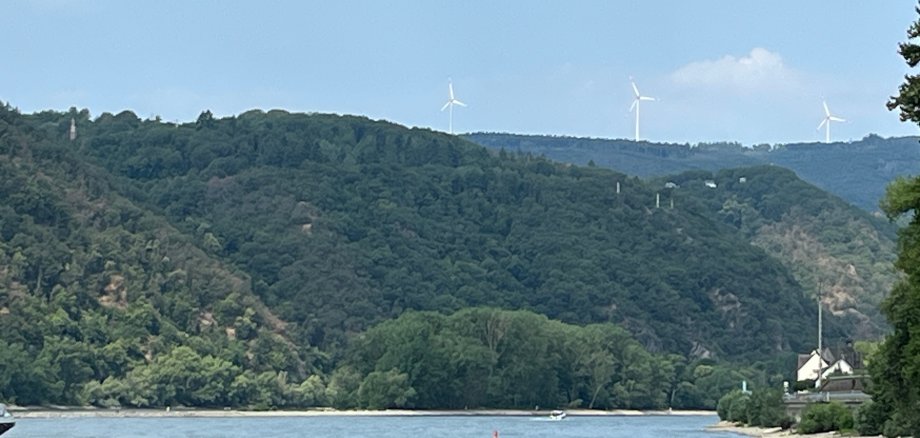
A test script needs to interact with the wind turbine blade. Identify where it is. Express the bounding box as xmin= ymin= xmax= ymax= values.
xmin=817 ymin=119 xmax=827 ymax=130
xmin=454 ymin=100 xmax=466 ymax=107
xmin=640 ymin=96 xmax=655 ymax=101
xmin=629 ymin=100 xmax=637 ymax=112
xmin=830 ymin=116 xmax=845 ymax=122
xmin=441 ymin=101 xmax=451 ymax=112
xmin=449 ymin=82 xmax=455 ymax=100
xmin=823 ymin=101 xmax=830 ymax=116
xmin=631 ymin=81 xmax=640 ymax=97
